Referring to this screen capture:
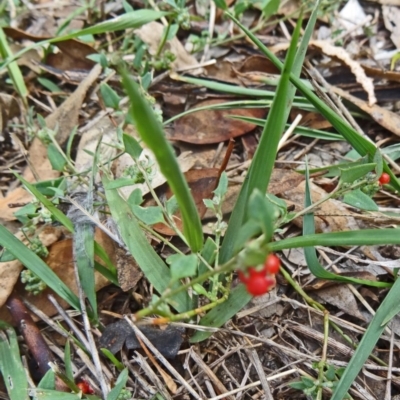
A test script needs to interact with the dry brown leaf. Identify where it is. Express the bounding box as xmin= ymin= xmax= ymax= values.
xmin=149 ymin=168 xmax=219 ymax=236
xmin=0 ymin=64 xmax=102 ymax=221
xmin=382 ymin=5 xmax=400 ymax=48
xmin=4 ymin=27 xmax=97 ymax=70
xmin=0 ymin=225 xmax=63 ymax=311
xmin=332 ymin=86 xmax=400 ymax=137
xmin=290 ymin=109 xmax=332 ymax=130
xmin=0 ymin=94 xmax=20 ymax=131
xmin=310 ymin=40 xmax=377 ymax=106
xmin=311 ymin=285 xmax=366 ymax=321
xmin=135 ymin=21 xmax=201 ymax=73
xmin=282 ymin=180 xmax=359 ymax=232
xmin=362 ymin=64 xmax=400 ymax=83
xmin=171 ymin=99 xmax=266 ymax=144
